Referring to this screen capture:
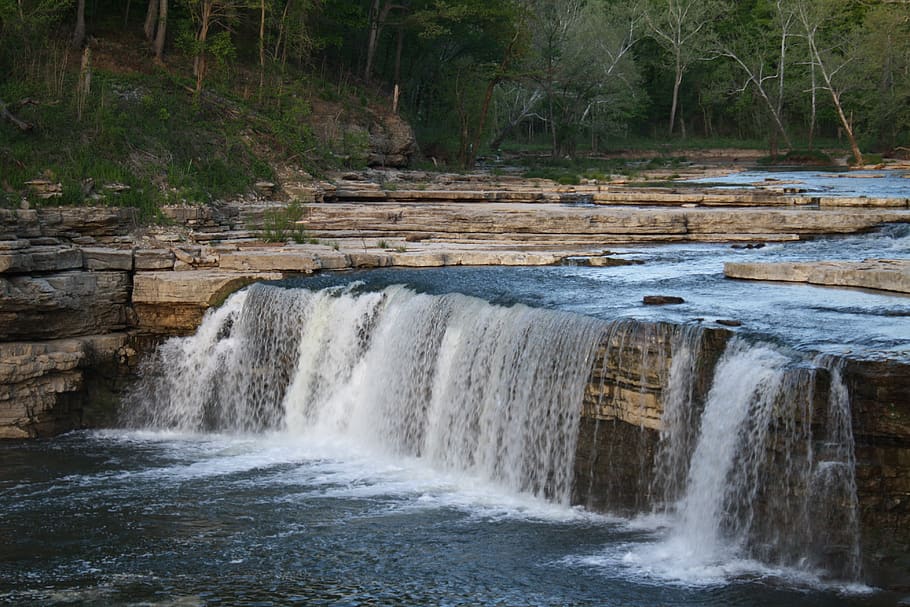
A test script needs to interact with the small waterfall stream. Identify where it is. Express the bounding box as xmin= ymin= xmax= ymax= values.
xmin=126 ymin=282 xmax=864 ymax=582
